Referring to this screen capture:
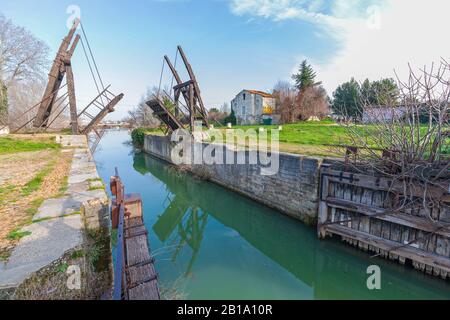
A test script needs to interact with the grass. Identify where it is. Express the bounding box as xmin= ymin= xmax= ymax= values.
xmin=88 ymin=185 xmax=105 ymax=191
xmin=6 ymin=230 xmax=32 ymax=240
xmin=57 ymin=176 xmax=69 ymax=197
xmin=31 ymin=211 xmax=81 ymax=225
xmin=21 ymin=161 xmax=56 ymax=196
xmin=0 ymin=184 xmax=17 ymax=205
xmin=0 ymin=252 xmax=10 ymax=261
xmin=25 ymin=198 xmax=45 ymax=216
xmin=220 ymin=121 xmax=351 ymax=146
xmin=56 ymin=262 xmax=69 ymax=273
xmin=0 ymin=136 xmax=60 ymax=155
